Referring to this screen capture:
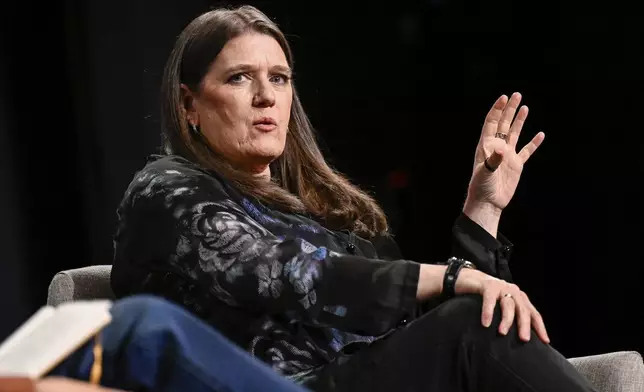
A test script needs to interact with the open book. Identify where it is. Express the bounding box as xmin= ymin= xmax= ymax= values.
xmin=0 ymin=300 xmax=112 ymax=379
